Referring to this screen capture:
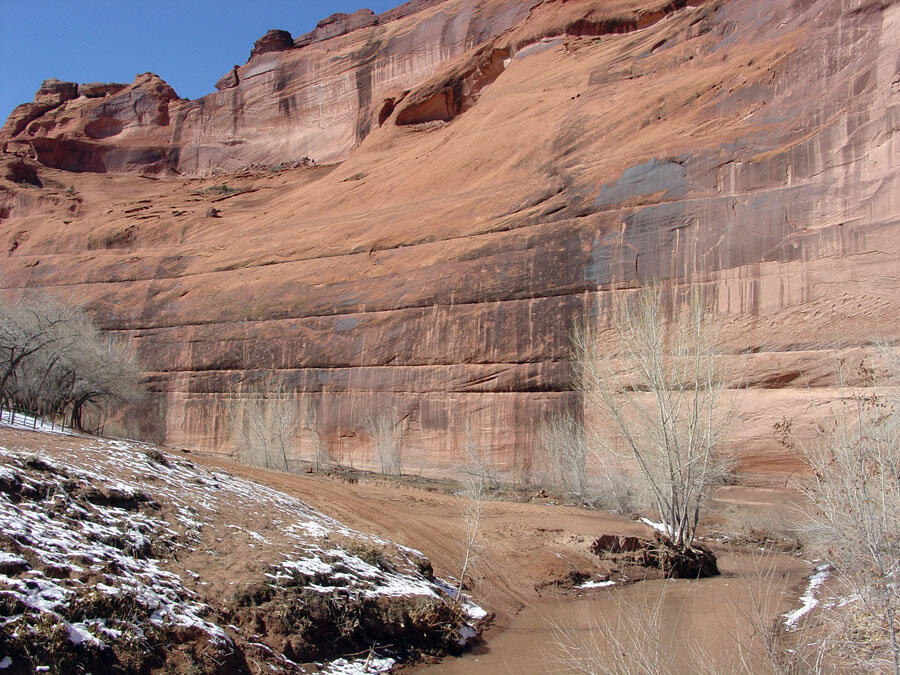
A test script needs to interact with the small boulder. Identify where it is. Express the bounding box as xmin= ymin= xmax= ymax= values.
xmin=206 ymin=207 xmax=220 ymax=218
xmin=0 ymin=555 xmax=29 ymax=576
